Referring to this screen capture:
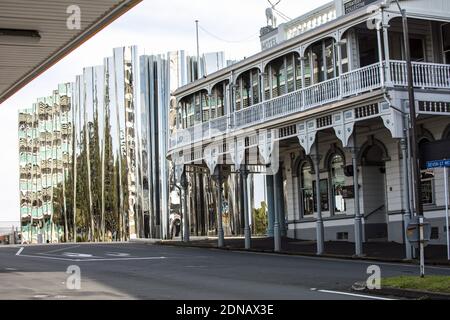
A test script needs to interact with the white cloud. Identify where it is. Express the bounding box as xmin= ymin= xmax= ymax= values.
xmin=0 ymin=0 xmax=330 ymax=223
